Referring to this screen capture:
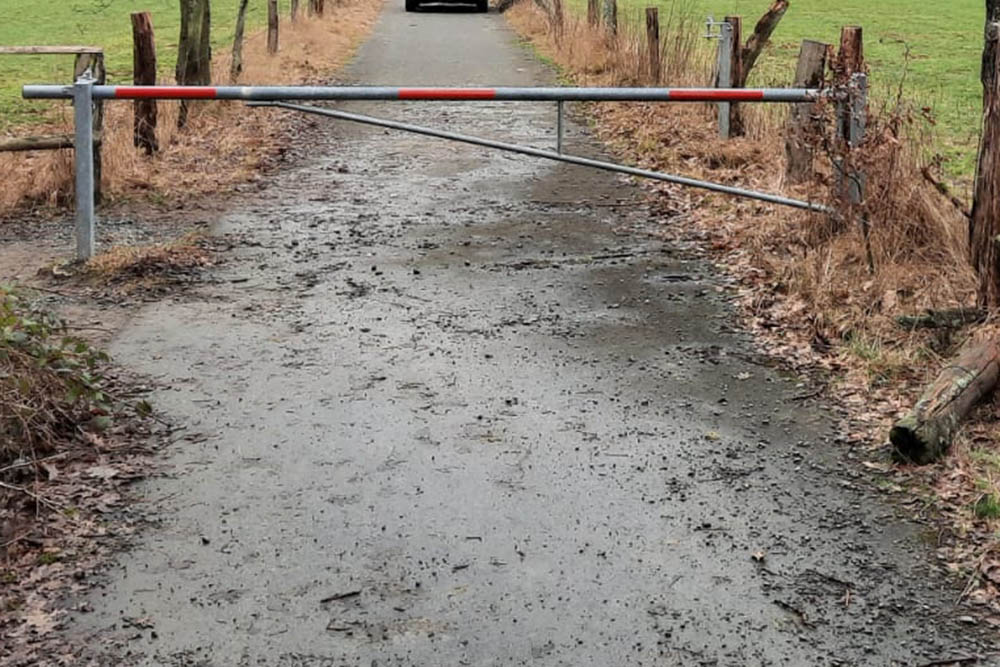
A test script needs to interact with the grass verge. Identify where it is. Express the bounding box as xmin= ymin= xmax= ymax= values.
xmin=505 ymin=1 xmax=1000 ymax=621
xmin=0 ymin=0 xmax=384 ymax=215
